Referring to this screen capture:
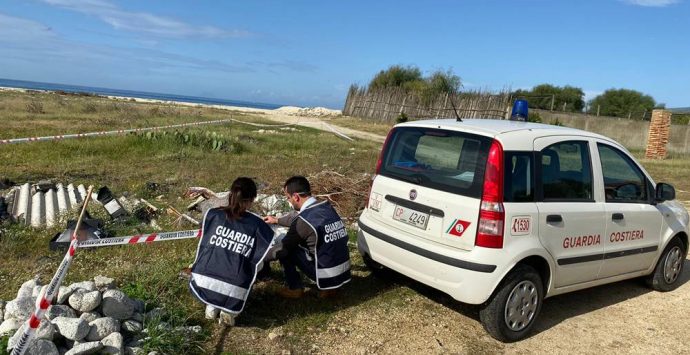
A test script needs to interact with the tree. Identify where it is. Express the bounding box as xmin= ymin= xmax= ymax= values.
xmin=369 ymin=65 xmax=423 ymax=90
xmin=512 ymin=84 xmax=585 ymax=112
xmin=368 ymin=65 xmax=462 ymax=106
xmin=587 ymin=89 xmax=656 ymax=120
